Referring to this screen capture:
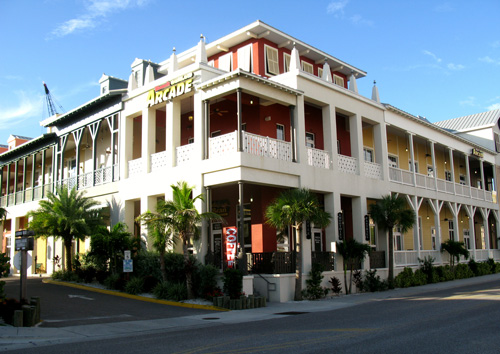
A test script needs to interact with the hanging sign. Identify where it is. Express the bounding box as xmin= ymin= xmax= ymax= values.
xmin=224 ymin=227 xmax=238 ymax=268
xmin=364 ymin=215 xmax=370 ymax=241
xmin=146 ymin=72 xmax=194 ymax=107
xmin=337 ymin=212 xmax=344 ymax=240
xmin=471 ymin=148 xmax=483 ymax=158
